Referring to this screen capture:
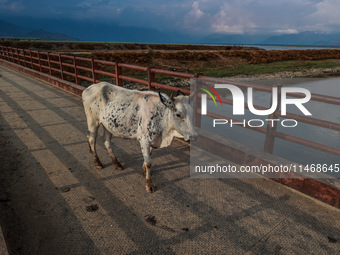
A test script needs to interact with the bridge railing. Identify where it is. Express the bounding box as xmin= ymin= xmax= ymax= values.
xmin=1 ymin=45 xmax=340 ymax=159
